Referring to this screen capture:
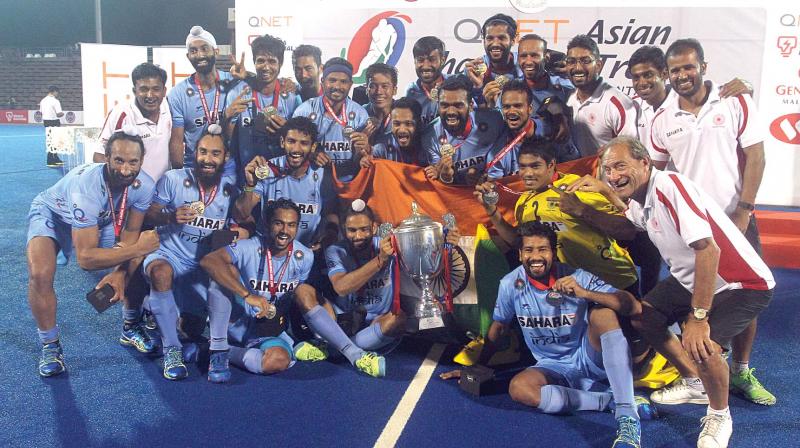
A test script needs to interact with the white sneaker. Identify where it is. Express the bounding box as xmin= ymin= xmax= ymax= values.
xmin=697 ymin=413 xmax=732 ymax=448
xmin=651 ymin=378 xmax=709 ymax=405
